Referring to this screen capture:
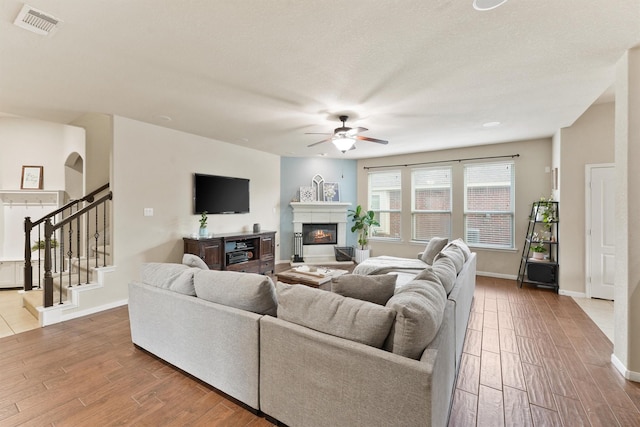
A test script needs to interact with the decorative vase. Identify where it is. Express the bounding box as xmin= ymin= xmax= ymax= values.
xmin=199 ymin=227 xmax=208 ymax=237
xmin=355 ymin=248 xmax=370 ymax=264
